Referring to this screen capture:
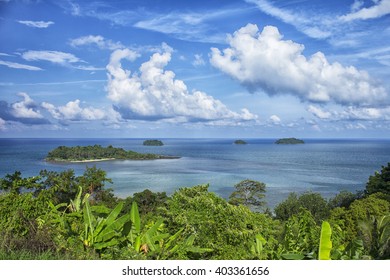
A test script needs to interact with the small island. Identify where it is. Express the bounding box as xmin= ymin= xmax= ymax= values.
xmin=143 ymin=139 xmax=164 ymax=146
xmin=46 ymin=144 xmax=177 ymax=163
xmin=234 ymin=140 xmax=247 ymax=145
xmin=275 ymin=138 xmax=304 ymax=144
